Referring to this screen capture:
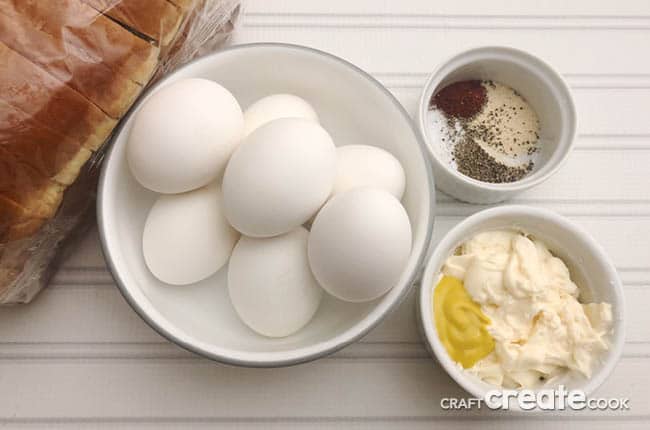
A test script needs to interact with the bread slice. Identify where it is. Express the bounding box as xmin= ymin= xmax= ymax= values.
xmin=82 ymin=0 xmax=184 ymax=47
xmin=0 ymin=196 xmax=30 ymax=241
xmin=0 ymin=150 xmax=66 ymax=221
xmin=0 ymin=100 xmax=92 ymax=185
xmin=0 ymin=196 xmax=45 ymax=242
xmin=0 ymin=149 xmax=65 ymax=250
xmin=0 ymin=150 xmax=97 ymax=301
xmin=5 ymin=0 xmax=160 ymax=85
xmin=0 ymin=41 xmax=116 ymax=151
xmin=169 ymin=0 xmax=197 ymax=12
xmin=0 ymin=8 xmax=142 ymax=118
